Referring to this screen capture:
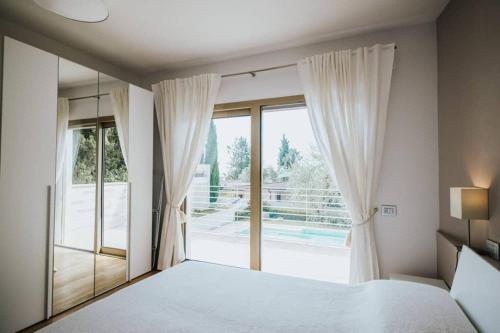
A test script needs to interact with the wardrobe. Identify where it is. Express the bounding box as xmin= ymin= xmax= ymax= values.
xmin=0 ymin=37 xmax=153 ymax=332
